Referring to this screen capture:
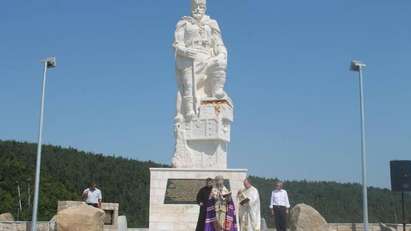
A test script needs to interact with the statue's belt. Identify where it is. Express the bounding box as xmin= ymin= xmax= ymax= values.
xmin=187 ymin=40 xmax=211 ymax=49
